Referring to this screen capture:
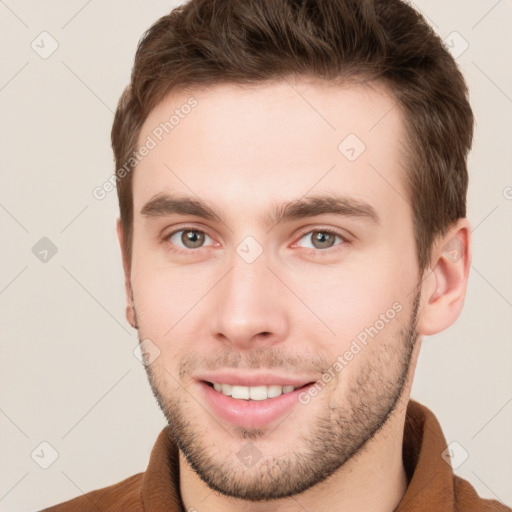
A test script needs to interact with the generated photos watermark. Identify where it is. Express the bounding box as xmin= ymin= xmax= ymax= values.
xmin=298 ymin=301 xmax=403 ymax=405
